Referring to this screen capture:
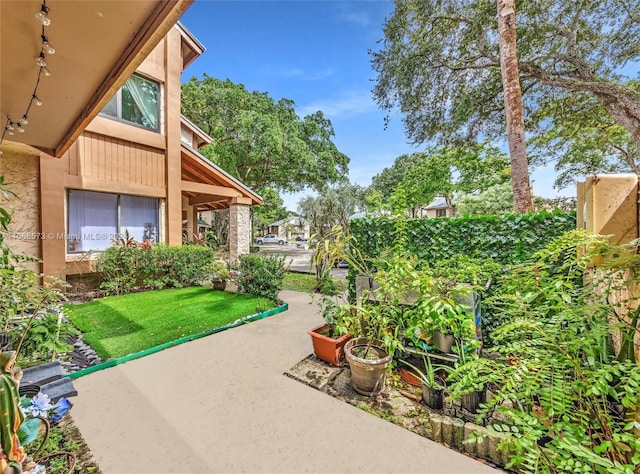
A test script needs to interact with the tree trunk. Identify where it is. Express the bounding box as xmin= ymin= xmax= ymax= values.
xmin=497 ymin=0 xmax=533 ymax=213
